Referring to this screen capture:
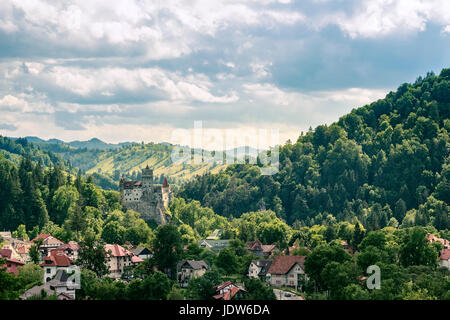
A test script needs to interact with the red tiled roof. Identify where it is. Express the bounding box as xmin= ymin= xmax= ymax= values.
xmin=131 ymin=256 xmax=143 ymax=263
xmin=40 ymin=250 xmax=73 ymax=267
xmin=213 ymin=283 xmax=245 ymax=300
xmin=214 ymin=281 xmax=232 ymax=291
xmin=428 ymin=234 xmax=450 ymax=249
xmin=57 ymin=241 xmax=80 ymax=251
xmin=247 ymin=239 xmax=263 ymax=251
xmin=32 ymin=234 xmax=51 ymax=242
xmin=440 ymin=249 xmax=450 ymax=260
xmin=0 ymin=249 xmax=12 ymax=259
xmin=267 ymin=255 xmax=306 ymax=275
xmin=105 ymin=244 xmax=133 ymax=257
xmin=15 ymin=243 xmax=30 ymax=254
